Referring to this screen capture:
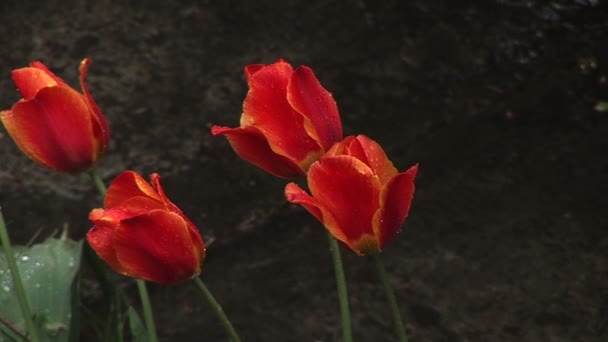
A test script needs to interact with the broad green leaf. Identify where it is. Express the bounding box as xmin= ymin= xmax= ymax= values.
xmin=0 ymin=238 xmax=82 ymax=342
